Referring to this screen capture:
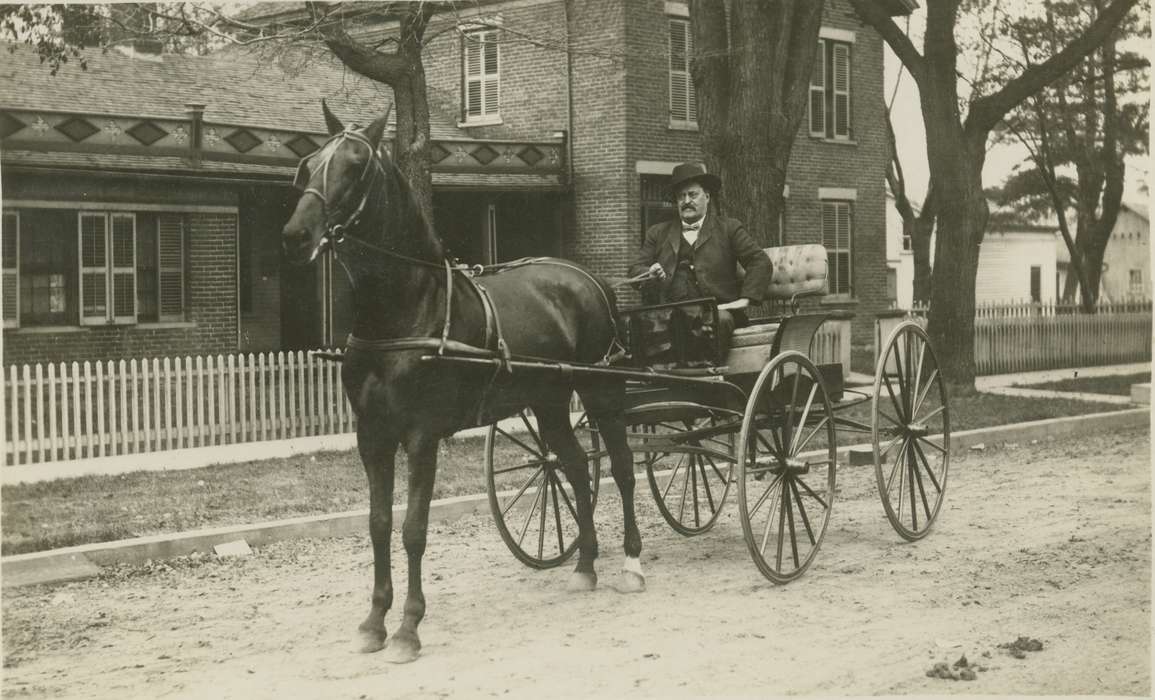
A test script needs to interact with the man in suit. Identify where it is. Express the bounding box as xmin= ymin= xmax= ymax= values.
xmin=629 ymin=162 xmax=772 ymax=348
